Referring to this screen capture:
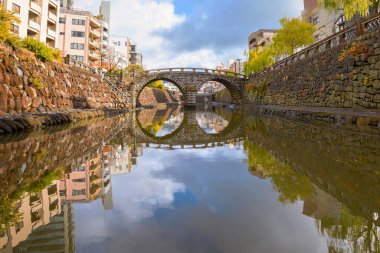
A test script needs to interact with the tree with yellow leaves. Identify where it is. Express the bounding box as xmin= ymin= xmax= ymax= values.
xmin=319 ymin=0 xmax=379 ymax=20
xmin=0 ymin=4 xmax=20 ymax=46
